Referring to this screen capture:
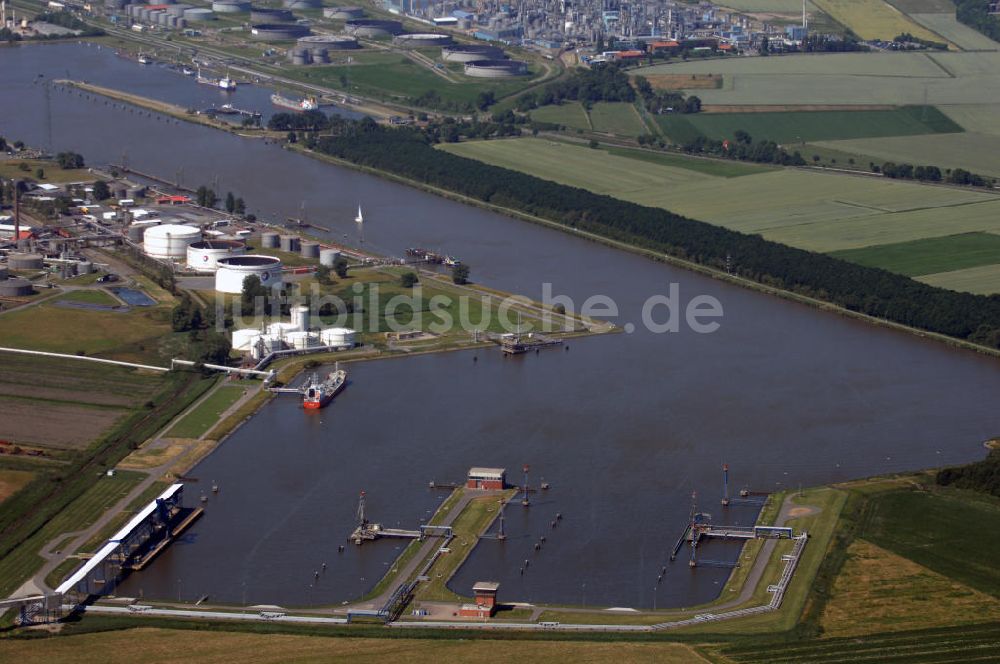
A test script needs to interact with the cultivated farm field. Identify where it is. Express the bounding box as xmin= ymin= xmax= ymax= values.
xmin=908 ymin=12 xmax=1000 ymax=50
xmin=443 ymin=137 xmax=1000 ymax=291
xmin=829 ymin=232 xmax=1000 ymax=276
xmin=530 ymin=102 xmax=591 ymax=130
xmin=809 ymin=0 xmax=942 ymax=41
xmin=588 ymin=102 xmax=648 ymax=135
xmin=657 ymin=106 xmax=959 ymax=144
xmin=814 ymin=131 xmax=1000 ymax=178
xmin=918 ymin=264 xmax=1000 ymax=295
